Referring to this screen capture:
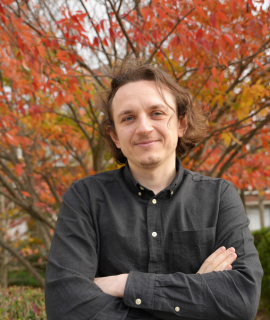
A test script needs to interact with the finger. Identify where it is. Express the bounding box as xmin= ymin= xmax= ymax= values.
xmin=197 ymin=246 xmax=226 ymax=274
xmin=201 ymin=247 xmax=235 ymax=274
xmin=214 ymin=253 xmax=237 ymax=272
